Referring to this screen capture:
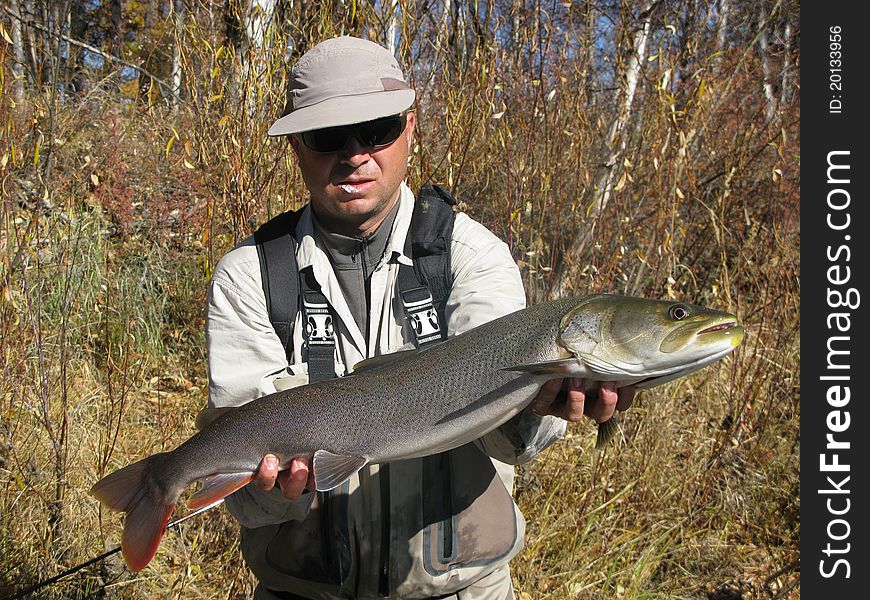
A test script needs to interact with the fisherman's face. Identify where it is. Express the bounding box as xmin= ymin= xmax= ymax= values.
xmin=290 ymin=111 xmax=416 ymax=237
